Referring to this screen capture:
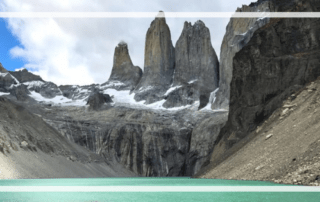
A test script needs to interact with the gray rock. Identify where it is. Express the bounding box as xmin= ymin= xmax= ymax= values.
xmin=164 ymin=20 xmax=219 ymax=109
xmin=59 ymin=84 xmax=98 ymax=100
xmin=59 ymin=85 xmax=75 ymax=99
xmin=134 ymin=11 xmax=175 ymax=104
xmin=102 ymin=42 xmax=142 ymax=90
xmin=163 ymin=84 xmax=196 ymax=108
xmin=9 ymin=140 xmax=19 ymax=151
xmin=20 ymin=141 xmax=29 ymax=150
xmin=9 ymin=69 xmax=44 ymax=83
xmin=0 ymin=73 xmax=19 ymax=91
xmin=185 ymin=112 xmax=228 ymax=175
xmin=0 ymin=142 xmax=10 ymax=155
xmin=86 ymin=91 xmax=113 ymax=110
xmin=9 ymin=84 xmax=30 ymax=101
xmin=0 ymin=64 xmax=19 ymax=91
xmin=265 ymin=134 xmax=273 ymax=140
xmin=28 ymin=82 xmax=62 ymax=98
